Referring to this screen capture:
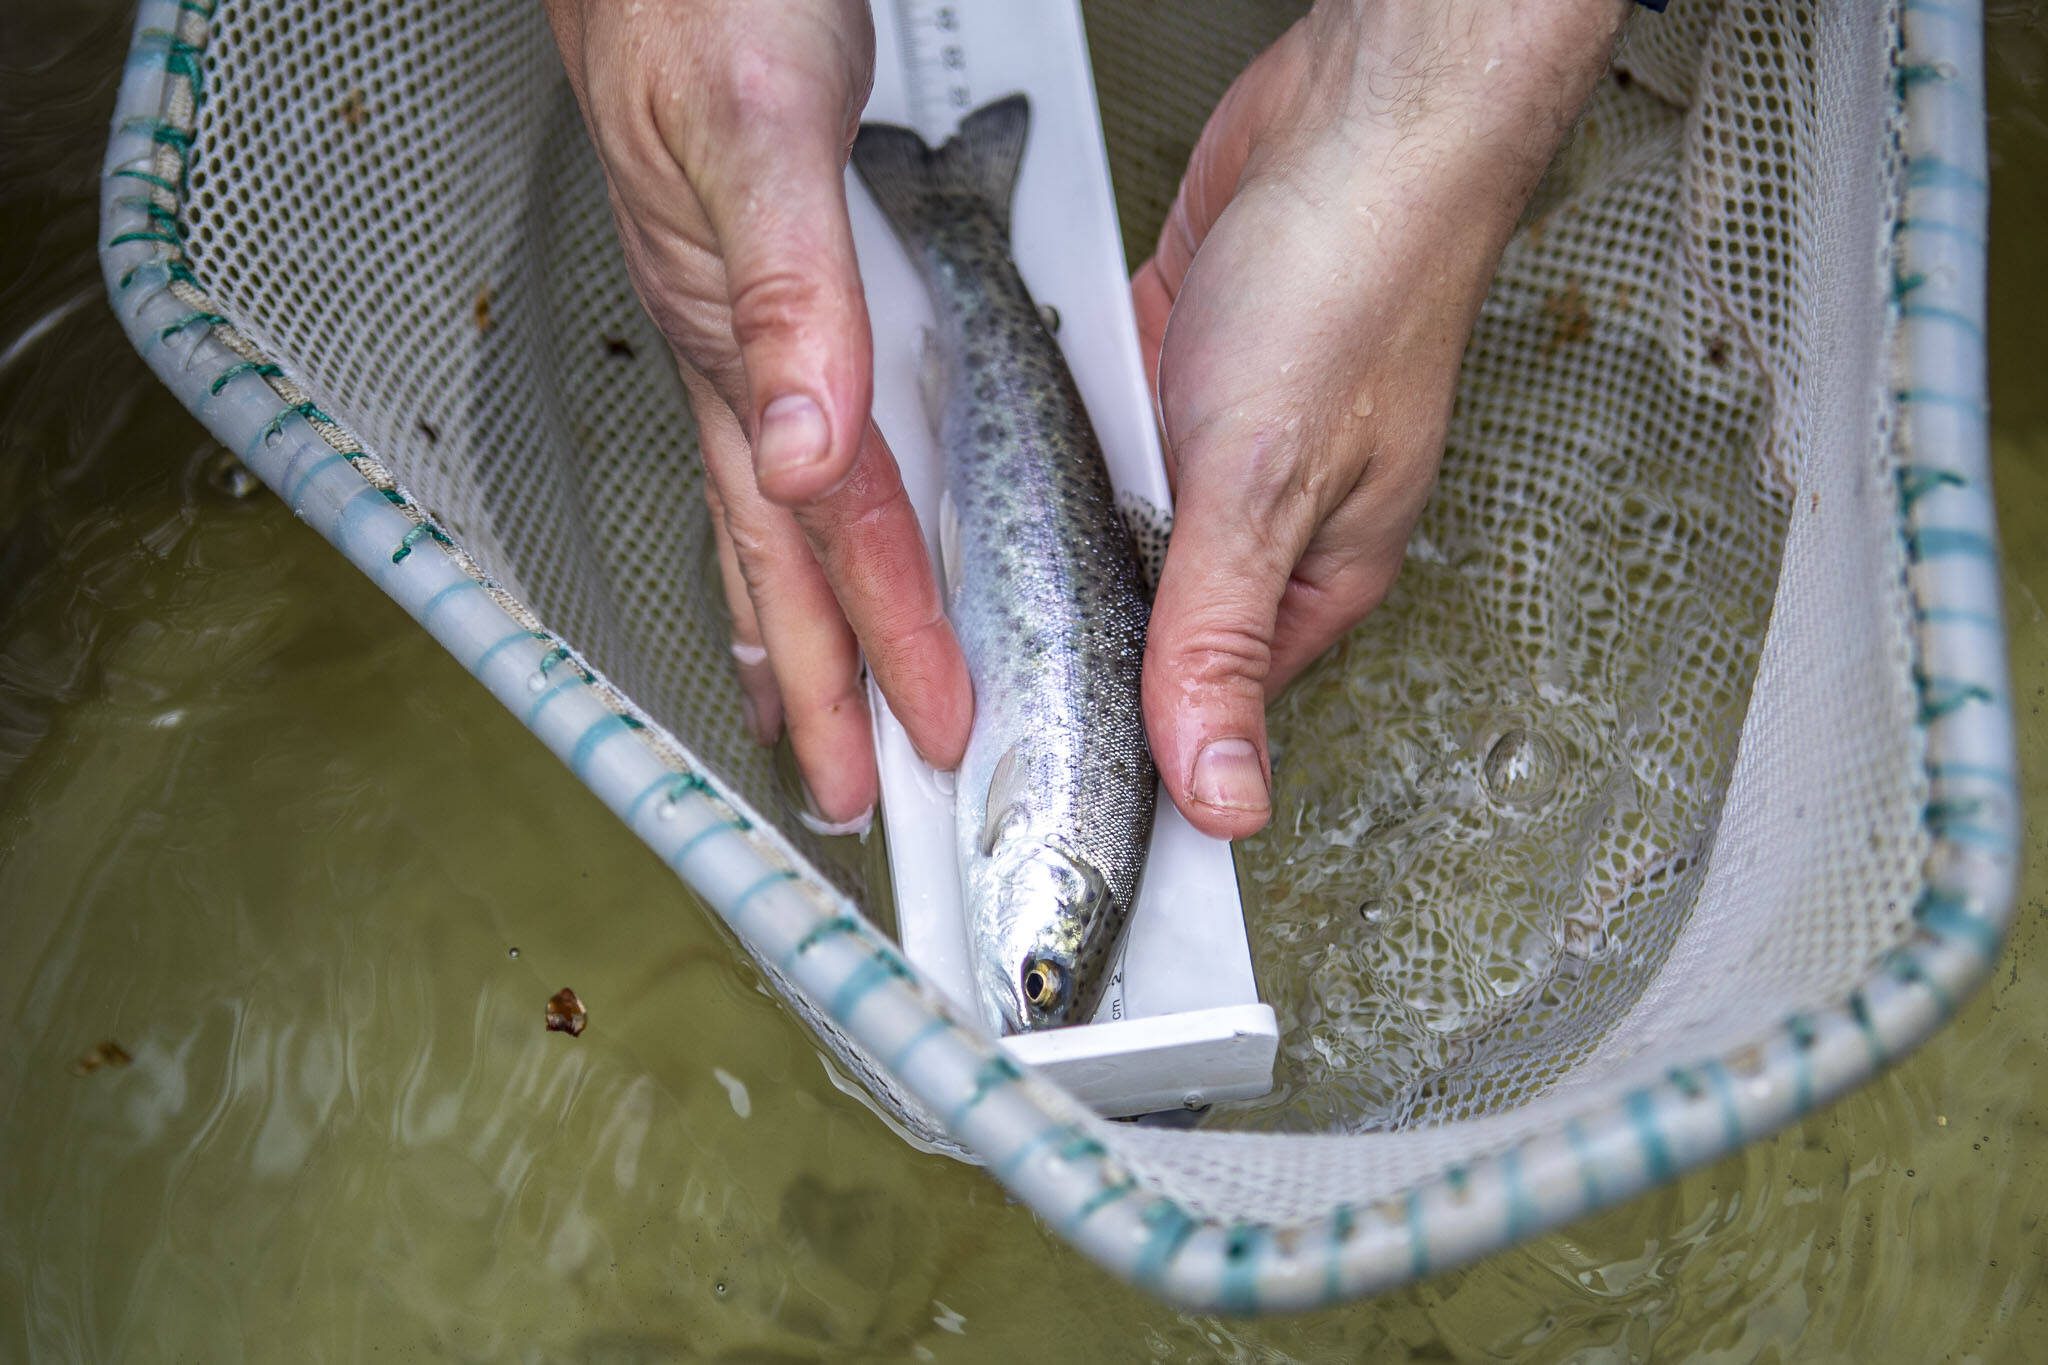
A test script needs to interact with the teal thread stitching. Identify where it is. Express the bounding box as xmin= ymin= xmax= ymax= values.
xmin=944 ymin=1055 xmax=1023 ymax=1130
xmin=1895 ymin=62 xmax=1949 ymax=93
xmin=791 ymin=915 xmax=863 ymax=960
xmin=1069 ymin=1174 xmax=1138 ymax=1226
xmin=120 ymin=258 xmax=198 ymax=291
xmin=110 ymin=168 xmax=178 ymax=193
xmin=1133 ymin=1200 xmax=1199 ymax=1290
xmin=991 ymin=1126 xmax=1061 ymax=1183
xmin=114 ymin=198 xmax=186 ymax=233
xmin=1324 ymin=1204 xmax=1357 ymax=1301
xmin=828 ymin=950 xmax=913 ymax=1018
xmin=1217 ymin=1224 xmax=1263 ymax=1314
xmin=159 ymin=311 xmax=226 ymax=340
xmin=1403 ymin=1189 xmax=1429 ymax=1279
xmin=1895 ymin=464 xmax=1966 ymax=508
xmin=1914 ymin=670 xmax=1995 ymax=723
xmin=209 ymin=360 xmax=281 ymax=394
xmin=260 ymin=402 xmax=335 ymax=444
xmin=391 ymin=520 xmax=452 ymax=564
xmin=133 ymin=30 xmax=207 ymax=106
